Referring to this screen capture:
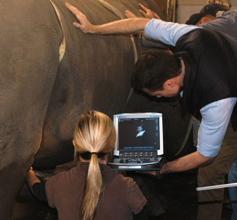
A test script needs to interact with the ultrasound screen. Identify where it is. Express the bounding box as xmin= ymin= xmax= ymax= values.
xmin=118 ymin=117 xmax=160 ymax=152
